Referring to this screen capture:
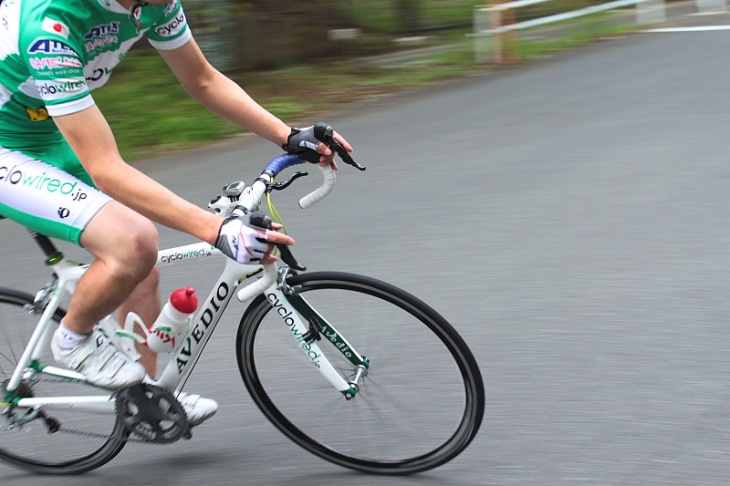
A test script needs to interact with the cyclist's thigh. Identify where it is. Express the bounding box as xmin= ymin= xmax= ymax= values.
xmin=79 ymin=200 xmax=159 ymax=262
xmin=0 ymin=146 xmax=111 ymax=244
